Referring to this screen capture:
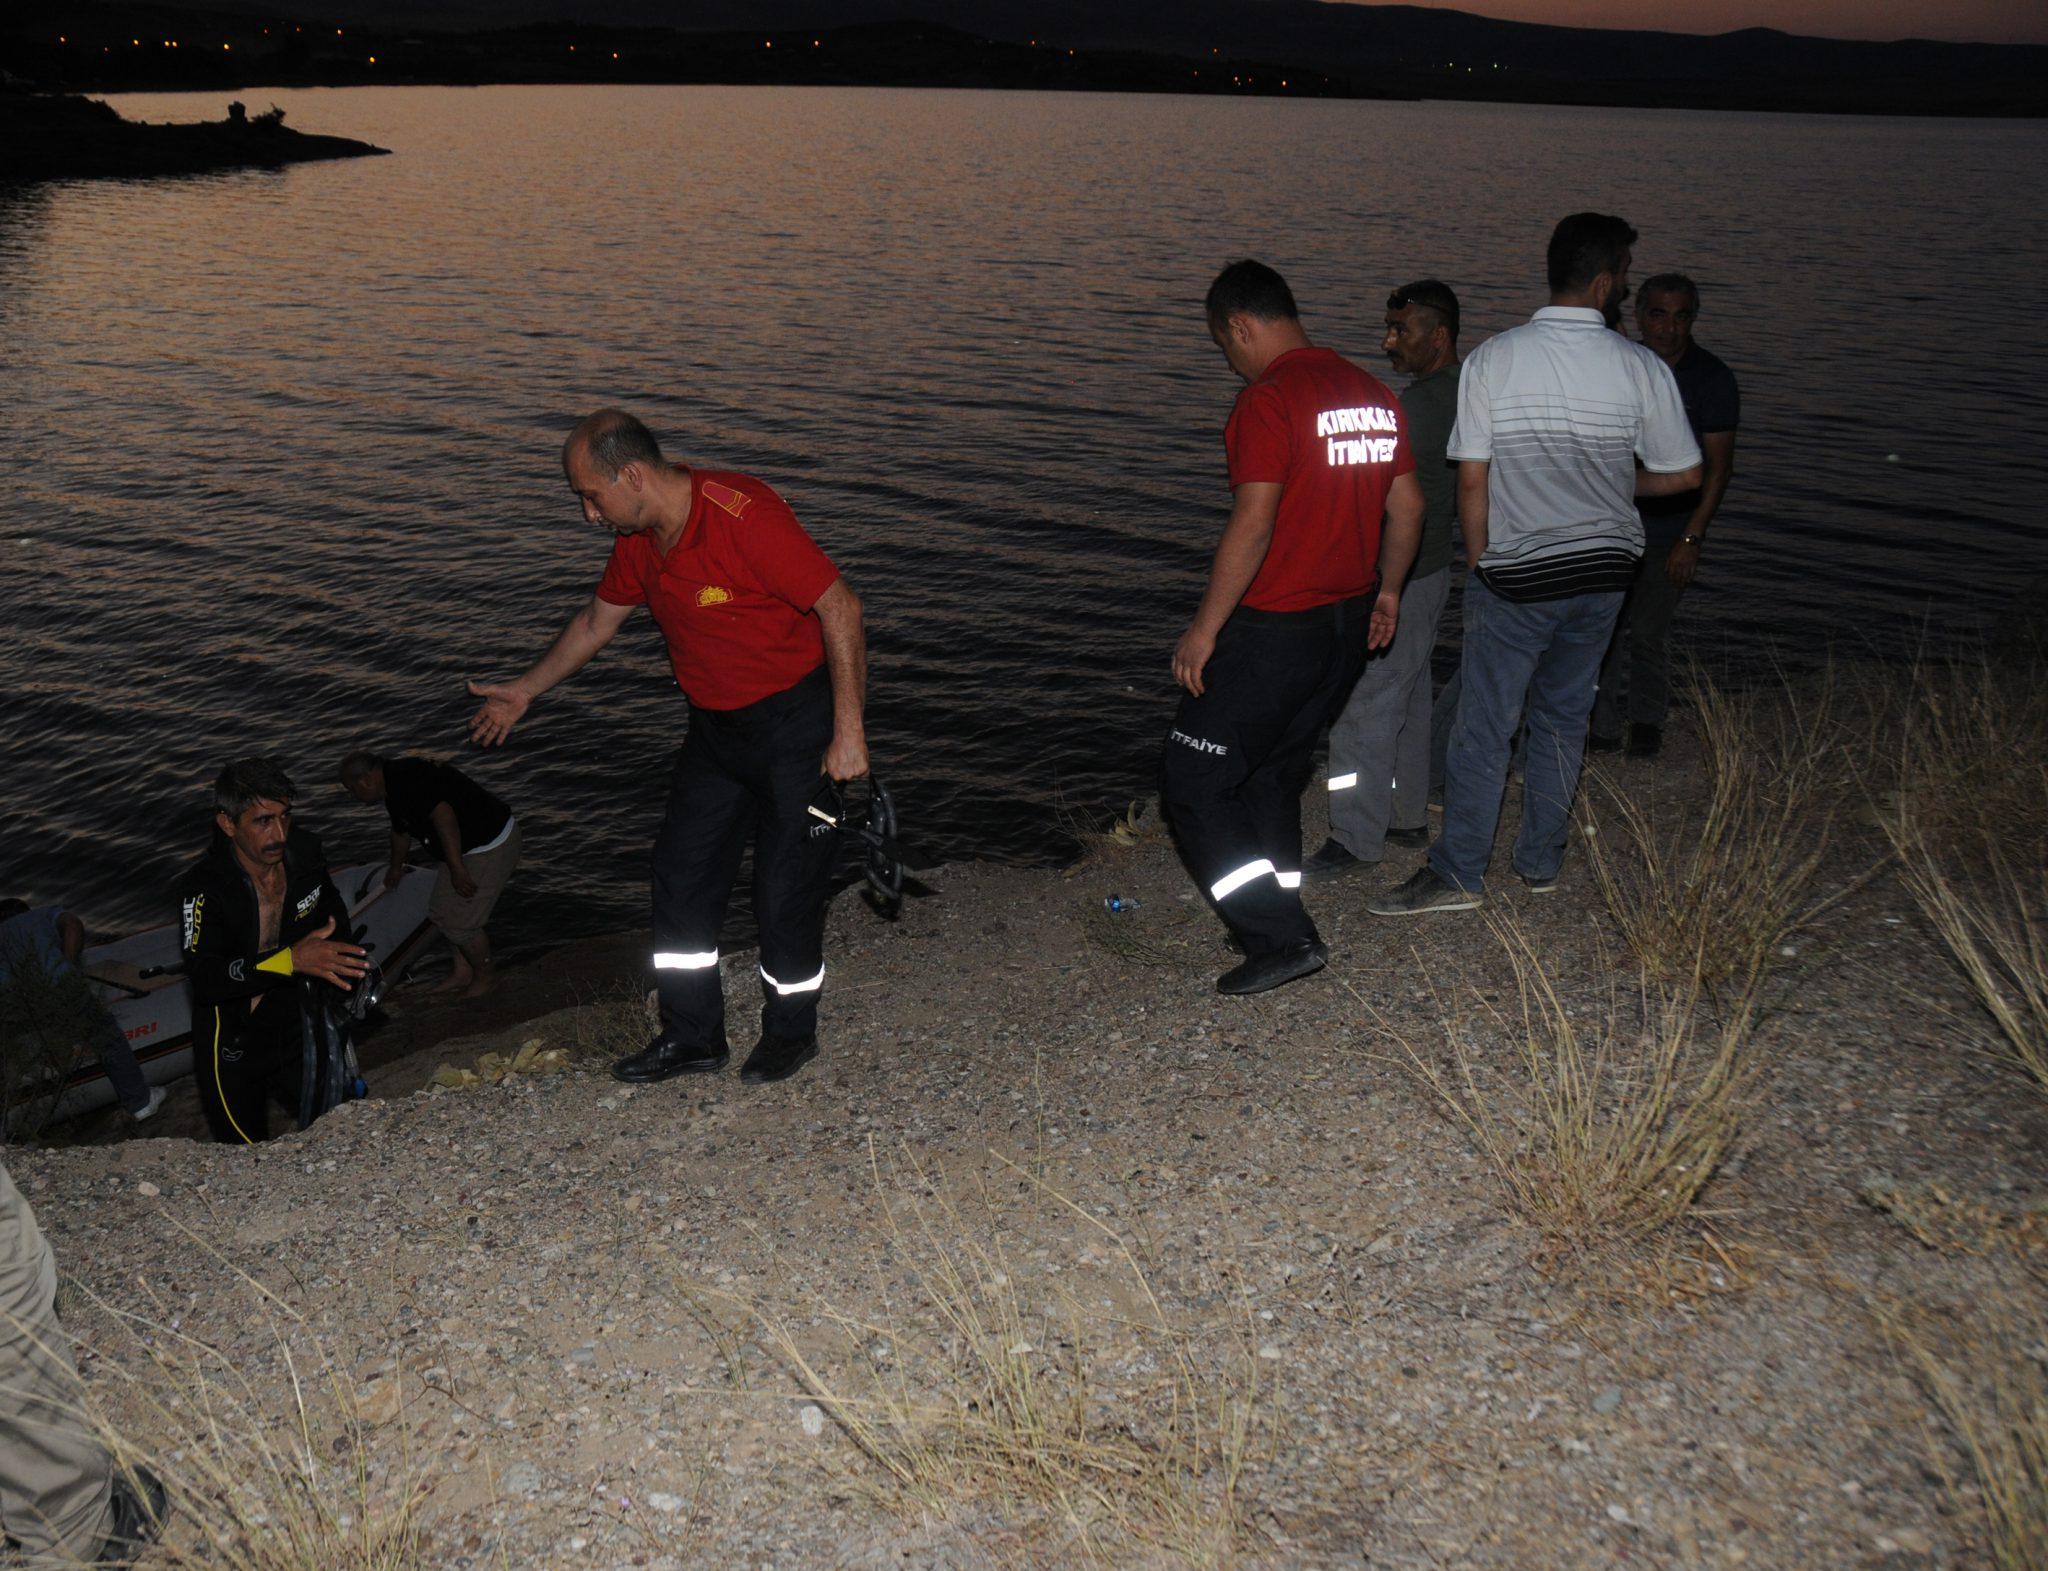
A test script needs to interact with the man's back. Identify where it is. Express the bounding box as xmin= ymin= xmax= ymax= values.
xmin=1449 ymin=306 xmax=1698 ymax=599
